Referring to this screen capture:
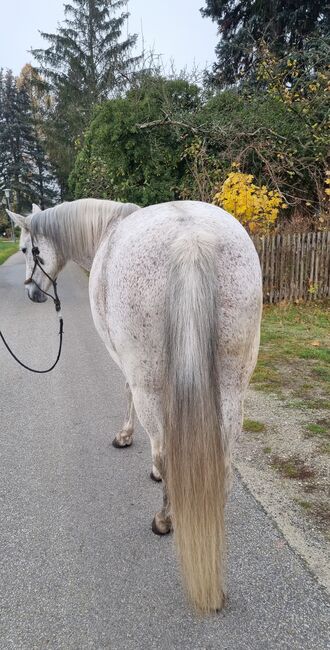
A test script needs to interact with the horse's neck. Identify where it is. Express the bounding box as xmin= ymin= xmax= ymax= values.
xmin=65 ymin=209 xmax=118 ymax=271
xmin=41 ymin=199 xmax=138 ymax=271
xmin=72 ymin=253 xmax=95 ymax=272
xmin=71 ymin=230 xmax=112 ymax=272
